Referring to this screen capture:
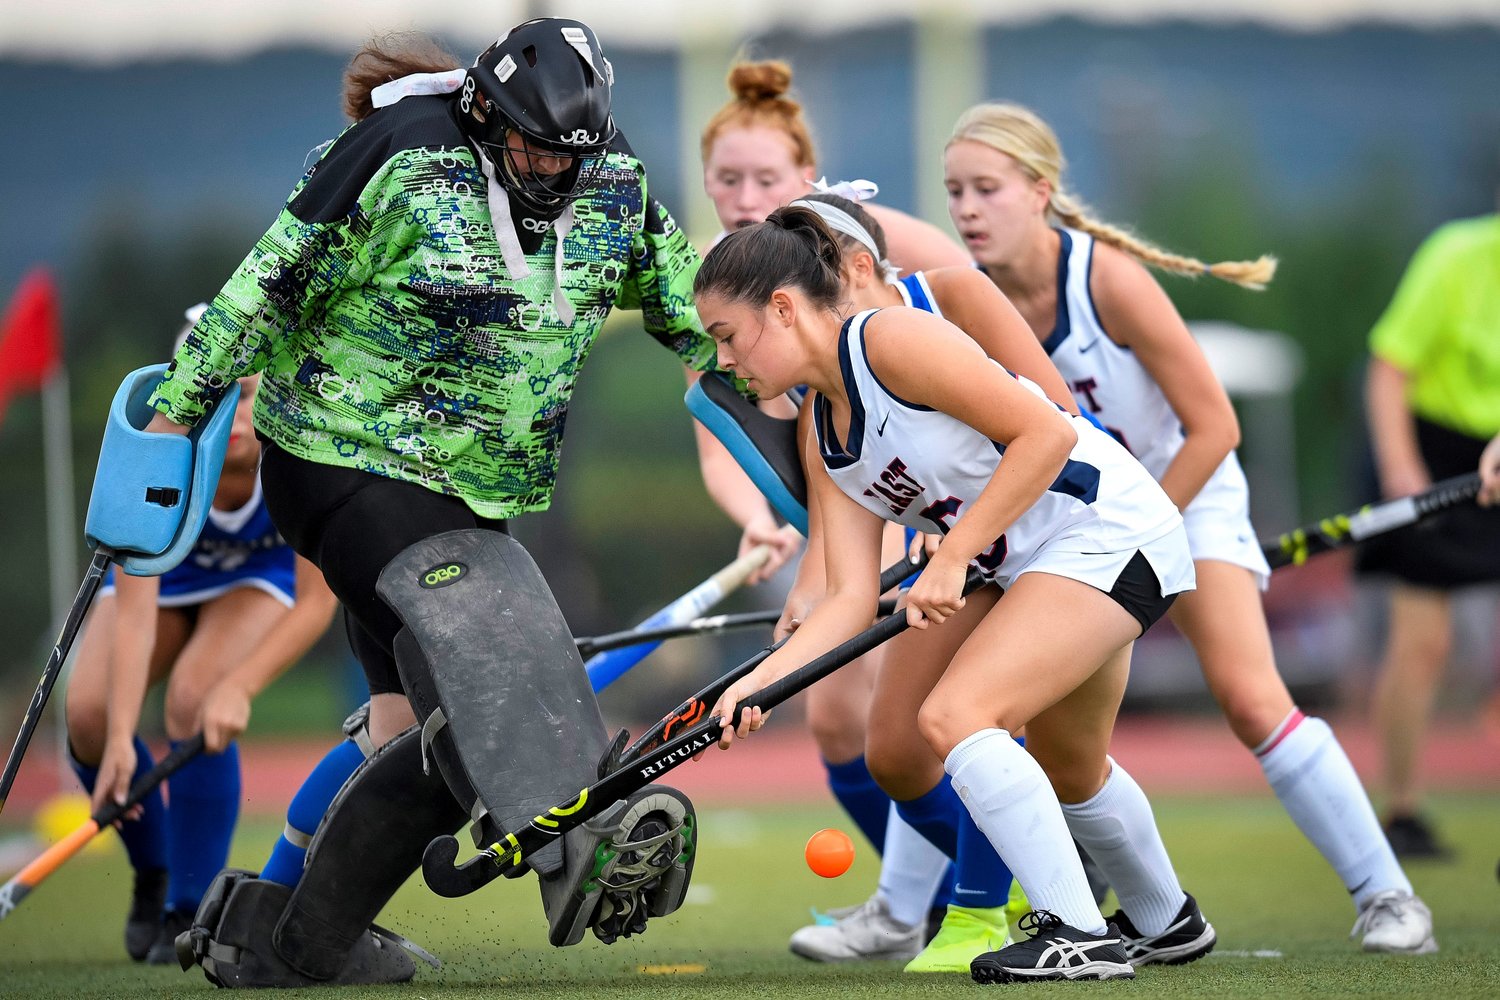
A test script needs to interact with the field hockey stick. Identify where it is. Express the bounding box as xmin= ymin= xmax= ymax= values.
xmin=615 ymin=554 xmax=924 ymax=766
xmin=0 ymin=548 xmax=115 ymax=817
xmin=578 ymin=594 xmax=903 ymax=659
xmin=583 ymin=545 xmax=774 ymax=693
xmin=1261 ymin=471 xmax=1481 ymax=571
xmin=0 ymin=734 xmax=203 ymax=920
xmin=422 ymin=567 xmax=982 ymax=898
